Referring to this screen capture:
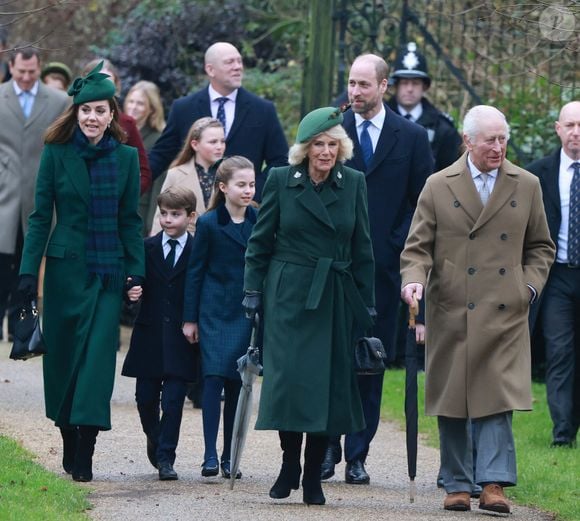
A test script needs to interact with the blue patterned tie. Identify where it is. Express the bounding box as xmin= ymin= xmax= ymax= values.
xmin=360 ymin=120 xmax=373 ymax=168
xmin=568 ymin=162 xmax=580 ymax=266
xmin=20 ymin=90 xmax=33 ymax=119
xmin=166 ymin=239 xmax=178 ymax=268
xmin=216 ymin=97 xmax=228 ymax=132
